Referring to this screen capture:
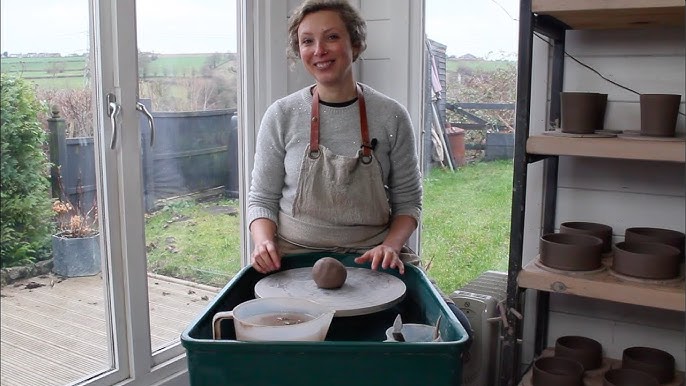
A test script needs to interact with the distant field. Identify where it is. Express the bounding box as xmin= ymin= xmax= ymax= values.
xmin=447 ymin=59 xmax=514 ymax=72
xmin=1 ymin=53 xmax=233 ymax=88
